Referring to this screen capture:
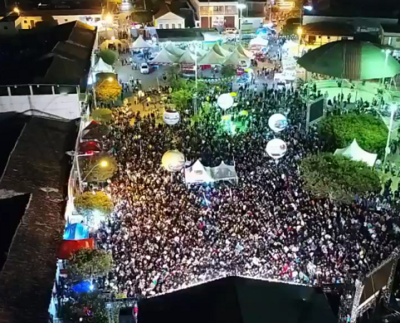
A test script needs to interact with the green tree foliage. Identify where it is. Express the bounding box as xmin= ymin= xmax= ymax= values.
xmin=300 ymin=153 xmax=381 ymax=203
xmin=281 ymin=18 xmax=300 ymax=35
xmin=319 ymin=113 xmax=387 ymax=154
xmin=68 ymin=248 xmax=113 ymax=280
xmin=98 ymin=49 xmax=119 ymax=65
xmin=131 ymin=11 xmax=153 ymax=23
xmin=75 ymin=191 xmax=114 ymax=214
xmin=59 ymin=292 xmax=109 ymax=323
xmin=221 ymin=65 xmax=237 ymax=79
xmin=95 ymin=79 xmax=122 ymax=102
xmin=91 ymin=108 xmax=112 ymax=124
xmin=82 ymin=154 xmax=118 ymax=182
xmin=171 ymin=88 xmax=193 ymax=112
